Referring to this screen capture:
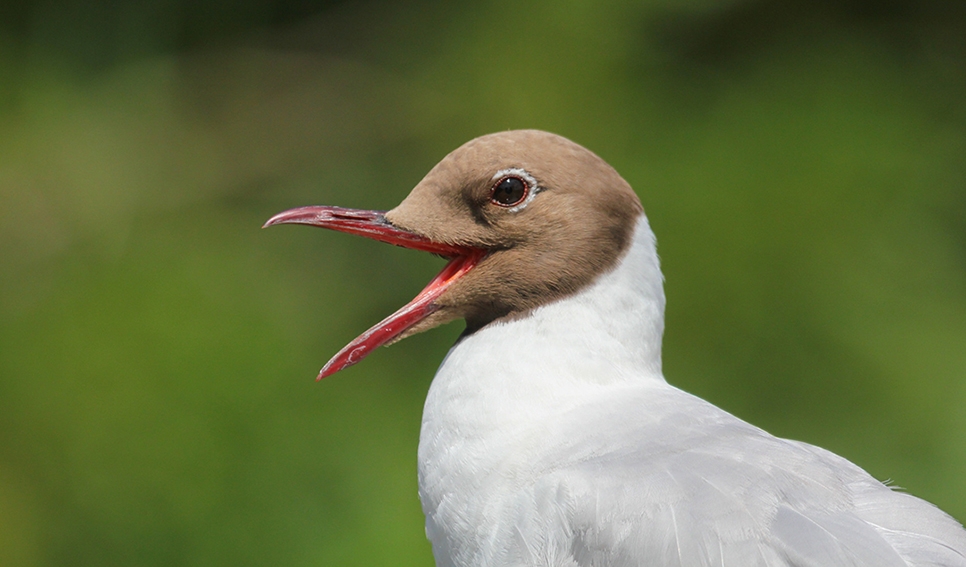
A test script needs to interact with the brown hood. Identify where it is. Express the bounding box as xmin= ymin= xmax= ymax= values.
xmin=265 ymin=129 xmax=643 ymax=378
